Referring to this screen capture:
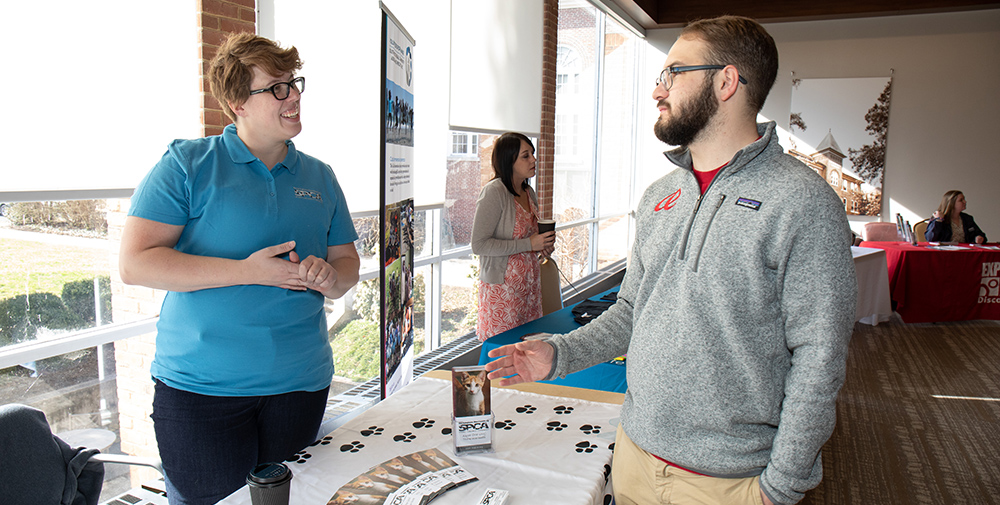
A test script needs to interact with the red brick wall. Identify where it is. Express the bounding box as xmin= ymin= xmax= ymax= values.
xmin=537 ymin=0 xmax=558 ymax=220
xmin=198 ymin=0 xmax=256 ymax=137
